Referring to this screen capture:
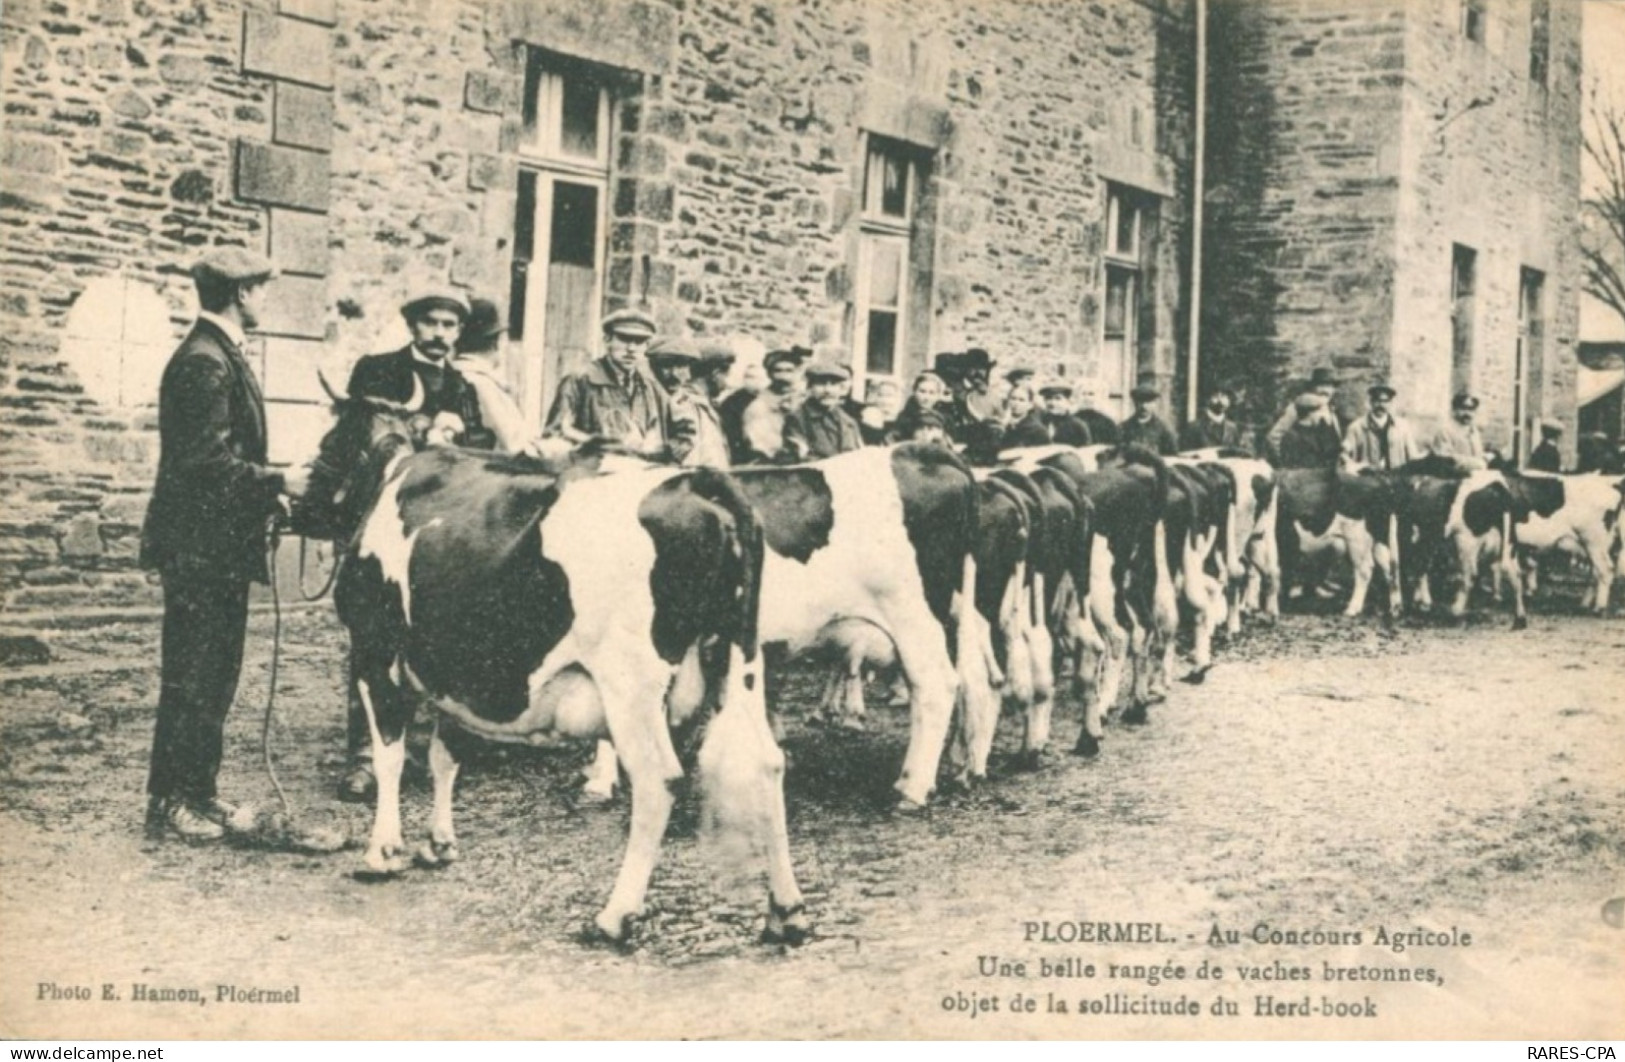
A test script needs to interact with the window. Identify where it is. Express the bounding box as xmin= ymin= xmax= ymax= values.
xmin=853 ymin=134 xmax=931 ymax=388
xmin=1461 ymin=0 xmax=1486 ymax=42
xmin=1451 ymin=244 xmax=1477 ymax=398
xmin=1101 ymin=183 xmax=1156 ymax=415
xmin=1529 ymin=0 xmax=1549 ymax=84
xmin=1514 ymin=267 xmax=1545 ymax=459
xmin=510 ymin=48 xmax=613 ymax=427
